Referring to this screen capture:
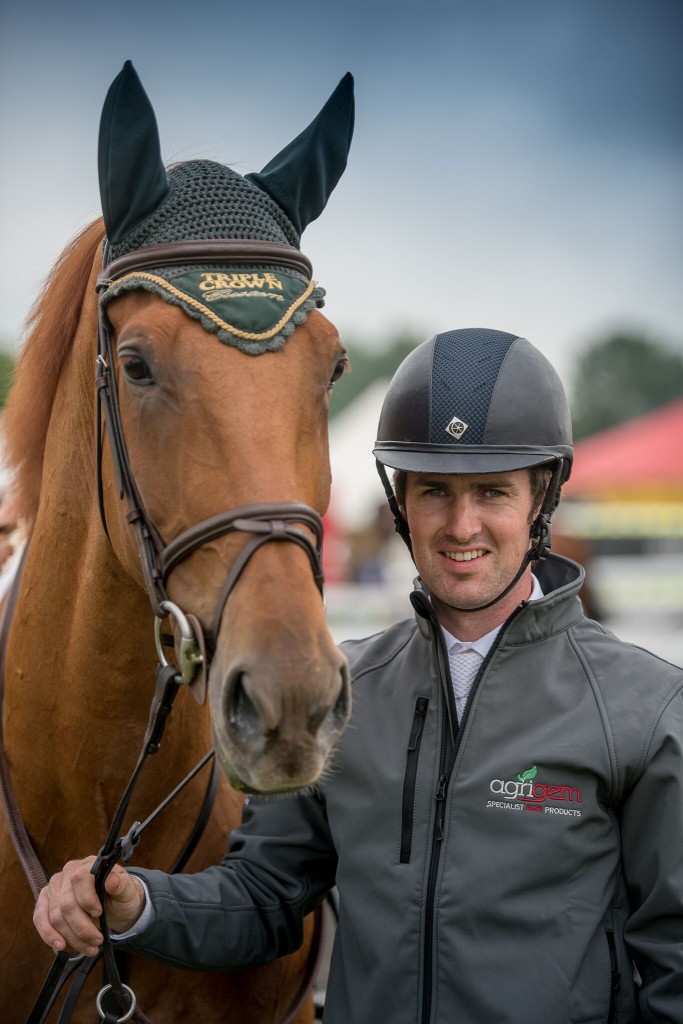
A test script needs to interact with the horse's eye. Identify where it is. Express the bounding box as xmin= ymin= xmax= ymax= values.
xmin=122 ymin=355 xmax=154 ymax=385
xmin=328 ymin=357 xmax=349 ymax=390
